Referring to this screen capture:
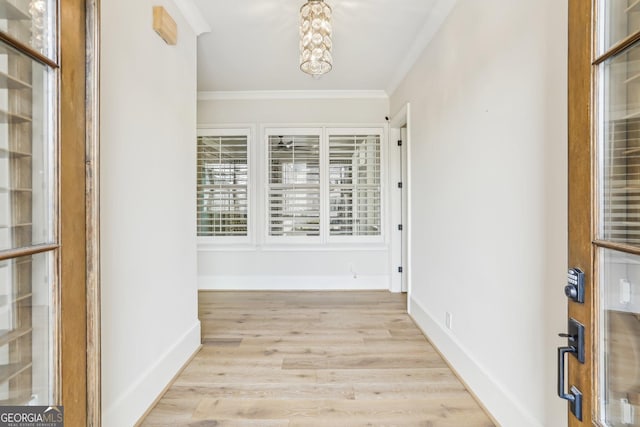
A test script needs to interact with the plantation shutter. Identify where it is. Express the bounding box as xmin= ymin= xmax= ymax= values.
xmin=328 ymin=134 xmax=381 ymax=236
xmin=197 ymin=135 xmax=248 ymax=237
xmin=268 ymin=135 xmax=321 ymax=236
